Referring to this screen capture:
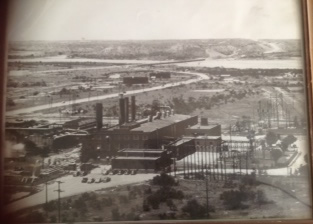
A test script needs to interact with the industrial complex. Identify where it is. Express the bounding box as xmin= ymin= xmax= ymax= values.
xmin=4 ymin=37 xmax=310 ymax=223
